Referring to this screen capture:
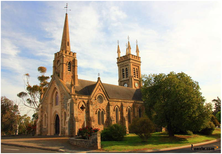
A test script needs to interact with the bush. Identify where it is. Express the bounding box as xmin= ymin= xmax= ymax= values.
xmin=129 ymin=117 xmax=155 ymax=142
xmin=186 ymin=130 xmax=193 ymax=135
xmin=200 ymin=121 xmax=215 ymax=135
xmin=101 ymin=128 xmax=113 ymax=141
xmin=101 ymin=124 xmax=126 ymax=141
xmin=77 ymin=126 xmax=99 ymax=139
